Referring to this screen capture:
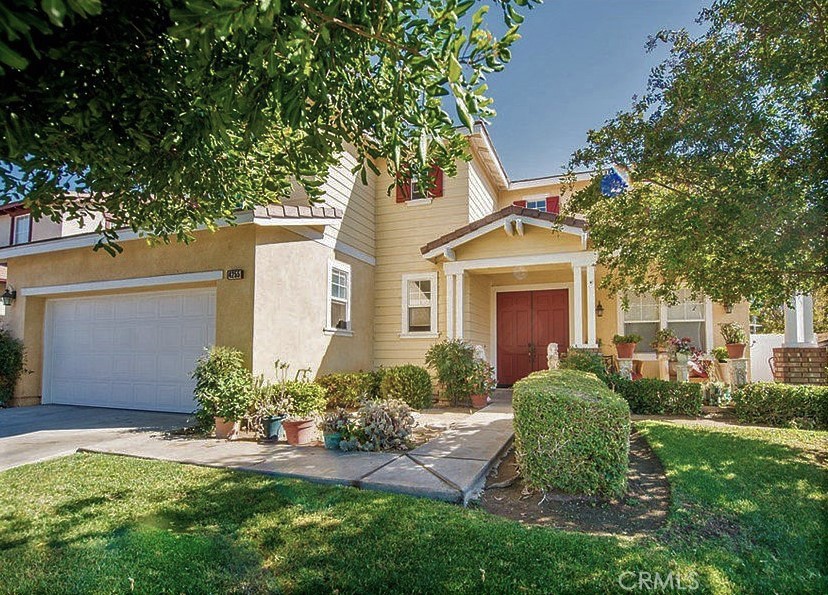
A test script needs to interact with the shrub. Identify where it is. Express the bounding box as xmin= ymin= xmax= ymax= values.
xmin=340 ymin=399 xmax=416 ymax=452
xmin=733 ymin=383 xmax=828 ymax=430
xmin=609 ymin=376 xmax=703 ymax=416
xmin=0 ymin=327 xmax=25 ymax=406
xmin=320 ymin=408 xmax=352 ymax=434
xmin=192 ymin=347 xmax=255 ymax=422
xmin=283 ymin=381 xmax=327 ymax=420
xmin=425 ymin=339 xmax=478 ymax=405
xmin=703 ymin=381 xmax=732 ymax=407
xmin=380 ymin=364 xmax=433 ymax=409
xmin=513 ymin=369 xmax=630 ymax=498
xmin=316 ymin=371 xmax=381 ymax=408
xmin=613 ymin=334 xmax=642 ymax=344
xmin=712 ymin=346 xmax=729 ymax=362
xmin=560 ymin=348 xmax=608 ymax=382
